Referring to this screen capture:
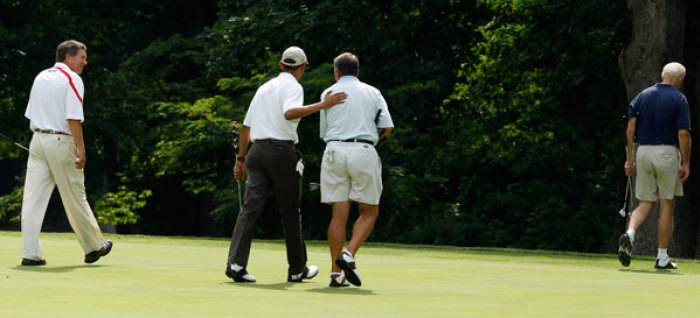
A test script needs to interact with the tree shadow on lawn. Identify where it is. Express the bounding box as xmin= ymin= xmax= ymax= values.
xmin=11 ymin=264 xmax=105 ymax=273
xmin=618 ymin=269 xmax=683 ymax=275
